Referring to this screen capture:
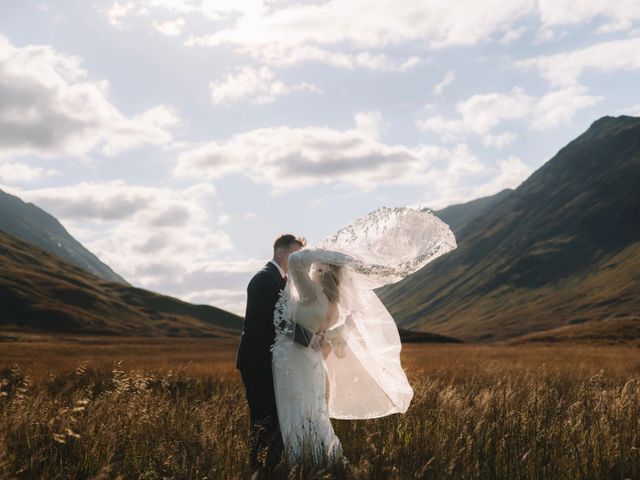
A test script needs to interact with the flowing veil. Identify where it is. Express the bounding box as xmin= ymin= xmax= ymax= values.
xmin=277 ymin=207 xmax=457 ymax=420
